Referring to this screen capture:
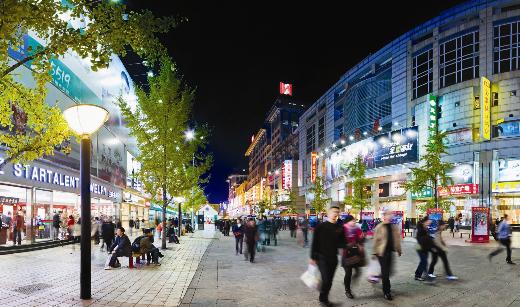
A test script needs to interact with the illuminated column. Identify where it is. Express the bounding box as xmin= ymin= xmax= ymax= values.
xmin=371 ymin=180 xmax=379 ymax=218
